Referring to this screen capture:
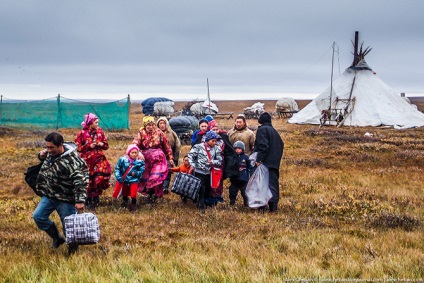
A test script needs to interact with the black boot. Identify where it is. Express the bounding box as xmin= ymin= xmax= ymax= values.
xmin=268 ymin=202 xmax=278 ymax=212
xmin=148 ymin=192 xmax=157 ymax=203
xmin=92 ymin=196 xmax=100 ymax=209
xmin=121 ymin=196 xmax=129 ymax=208
xmin=68 ymin=243 xmax=79 ymax=255
xmin=129 ymin=198 xmax=137 ymax=212
xmin=85 ymin=197 xmax=93 ymax=210
xmin=45 ymin=223 xmax=65 ymax=248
